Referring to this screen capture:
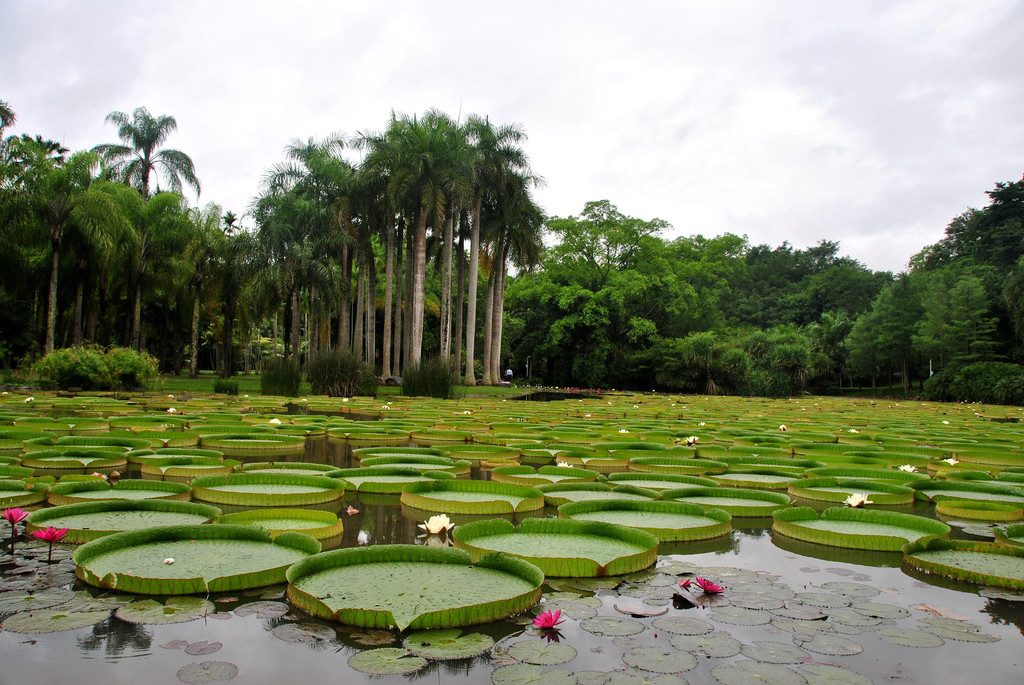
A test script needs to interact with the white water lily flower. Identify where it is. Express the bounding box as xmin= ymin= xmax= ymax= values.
xmin=243 ymin=394 xmax=249 ymax=398
xmin=556 ymin=462 xmax=573 ymax=468
xmin=618 ymin=429 xmax=629 ymax=434
xmin=943 ymin=457 xmax=960 ymax=466
xmin=164 ymin=558 xmax=175 ymax=565
xmin=898 ymin=464 xmax=917 ymax=472
xmin=584 ymin=414 xmax=592 ymax=418
xmin=848 ymin=428 xmax=859 ymax=433
xmin=633 ymin=405 xmax=640 ymax=409
xmin=685 ymin=436 xmax=699 ymax=446
xmin=844 ymin=493 xmax=873 ymax=508
xmin=168 ymin=395 xmax=174 ymax=399
xmin=698 ymin=422 xmax=706 ymax=427
xmin=942 ymin=420 xmax=950 ymax=425
xmin=778 ymin=425 xmax=787 ymax=432
xmin=268 ymin=418 xmax=282 ymax=425
xmin=24 ymin=396 xmax=34 ymax=403
xmin=167 ymin=407 xmax=177 ymax=413
xmin=418 ymin=514 xmax=454 ymax=535
xmin=342 ymin=397 xmax=349 ymax=402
